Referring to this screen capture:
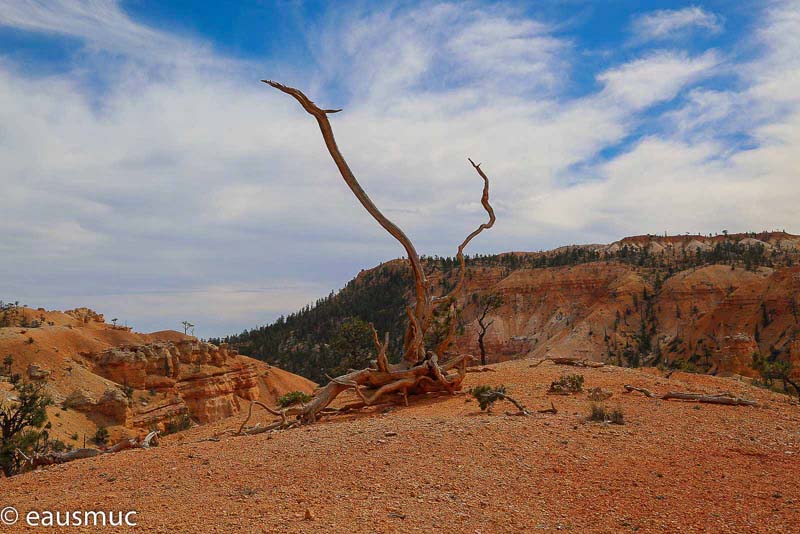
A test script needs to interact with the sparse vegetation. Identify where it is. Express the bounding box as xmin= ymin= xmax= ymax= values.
xmin=588 ymin=404 xmax=624 ymax=425
xmin=93 ymin=426 xmax=109 ymax=446
xmin=470 ymin=384 xmax=530 ymax=415
xmin=0 ymin=380 xmax=53 ymax=476
xmin=548 ymin=374 xmax=584 ymax=394
xmin=470 ymin=384 xmax=507 ymax=411
xmin=163 ymin=414 xmax=193 ymax=435
xmin=277 ymin=391 xmax=313 ymax=407
xmin=752 ymin=353 xmax=800 ymax=403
